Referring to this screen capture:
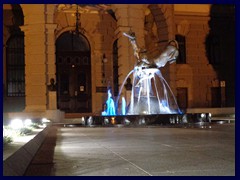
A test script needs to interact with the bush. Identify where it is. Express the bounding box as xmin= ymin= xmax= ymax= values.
xmin=30 ymin=123 xmax=41 ymax=129
xmin=3 ymin=136 xmax=13 ymax=145
xmin=19 ymin=127 xmax=32 ymax=136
